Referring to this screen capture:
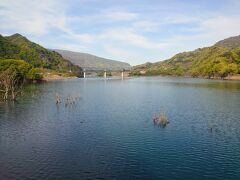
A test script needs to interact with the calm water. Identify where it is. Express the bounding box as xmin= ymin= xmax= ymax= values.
xmin=1 ymin=77 xmax=240 ymax=179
